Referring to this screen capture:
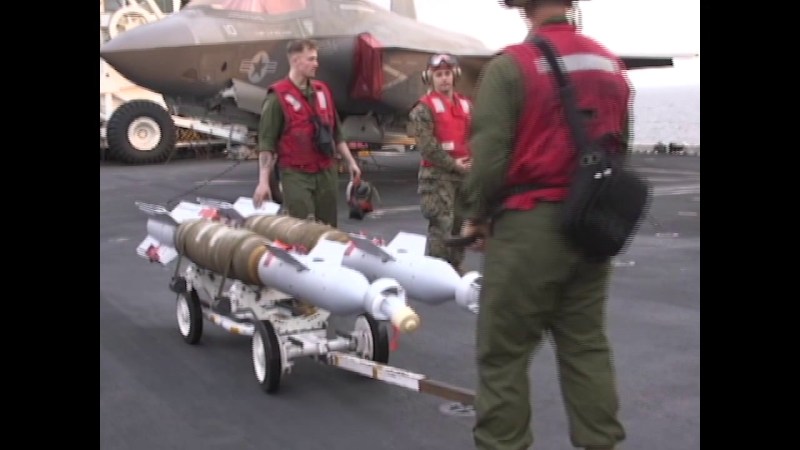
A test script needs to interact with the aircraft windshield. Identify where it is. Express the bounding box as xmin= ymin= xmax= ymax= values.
xmin=361 ymin=0 xmax=390 ymax=10
xmin=186 ymin=0 xmax=307 ymax=14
